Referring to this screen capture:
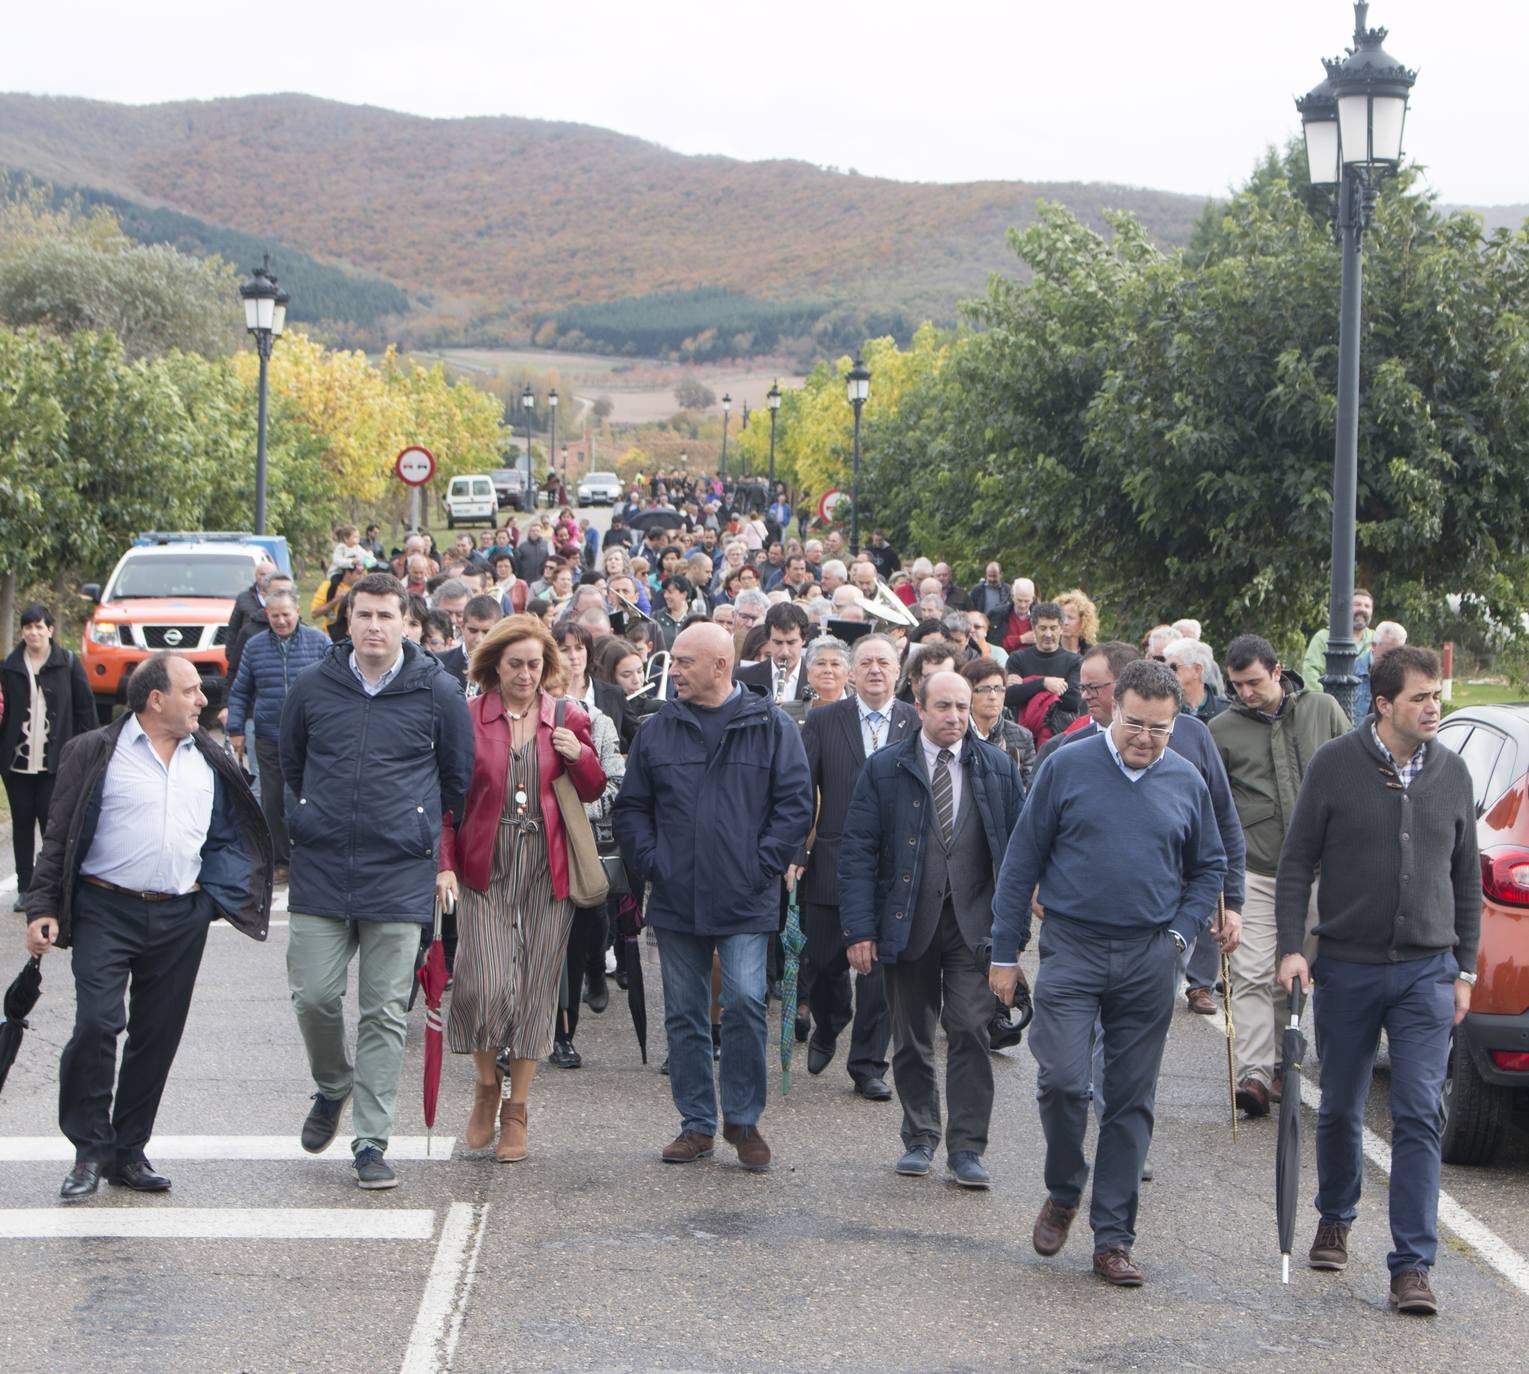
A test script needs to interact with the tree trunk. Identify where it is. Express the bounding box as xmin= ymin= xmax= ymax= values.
xmin=0 ymin=571 xmax=15 ymax=655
